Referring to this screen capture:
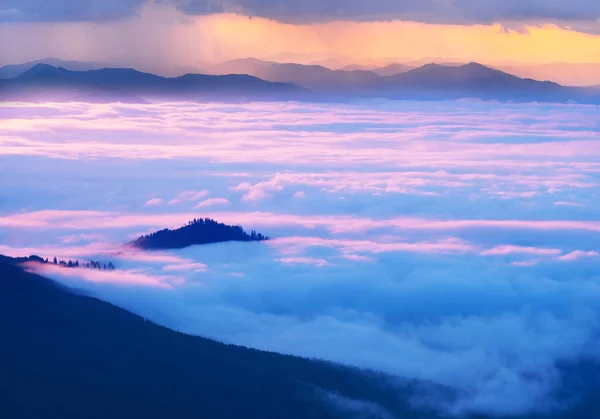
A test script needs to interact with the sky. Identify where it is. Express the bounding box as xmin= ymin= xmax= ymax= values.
xmin=1 ymin=0 xmax=600 ymax=75
xmin=1 ymin=99 xmax=600 ymax=416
